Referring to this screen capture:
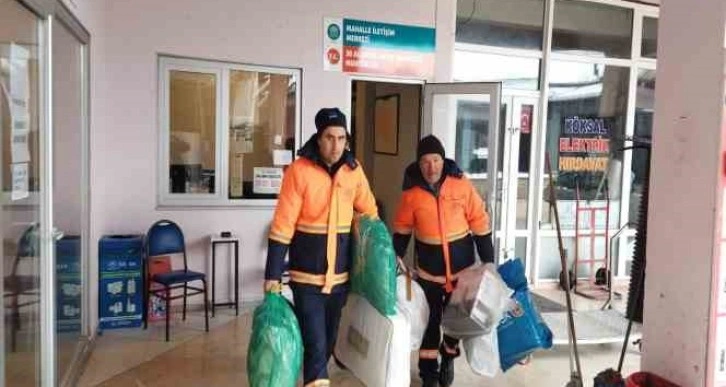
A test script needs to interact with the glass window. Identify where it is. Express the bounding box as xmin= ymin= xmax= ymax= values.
xmin=553 ymin=0 xmax=634 ymax=59
xmin=453 ymin=51 xmax=541 ymax=90
xmin=641 ymin=17 xmax=658 ymax=59
xmin=456 ymin=0 xmax=545 ymax=50
xmin=455 ymin=98 xmax=491 ymax=176
xmin=160 ymin=56 xmax=300 ymax=206
xmin=228 ymin=71 xmax=297 ymax=199
xmin=628 ymin=70 xmax=655 ymax=225
xmin=542 ymin=61 xmax=630 ymax=231
xmin=168 ymin=70 xmax=217 ymax=194
xmin=538 ymin=236 xmax=606 ymax=279
xmin=624 ymin=236 xmax=635 ymax=276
